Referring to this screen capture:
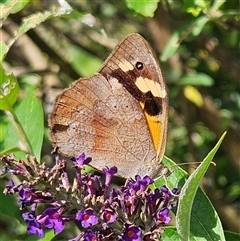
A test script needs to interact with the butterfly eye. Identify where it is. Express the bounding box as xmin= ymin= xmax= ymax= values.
xmin=135 ymin=61 xmax=144 ymax=70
